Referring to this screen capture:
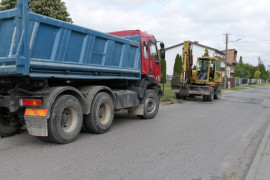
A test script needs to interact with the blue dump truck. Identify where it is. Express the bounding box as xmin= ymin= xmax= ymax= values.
xmin=0 ymin=0 xmax=165 ymax=143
